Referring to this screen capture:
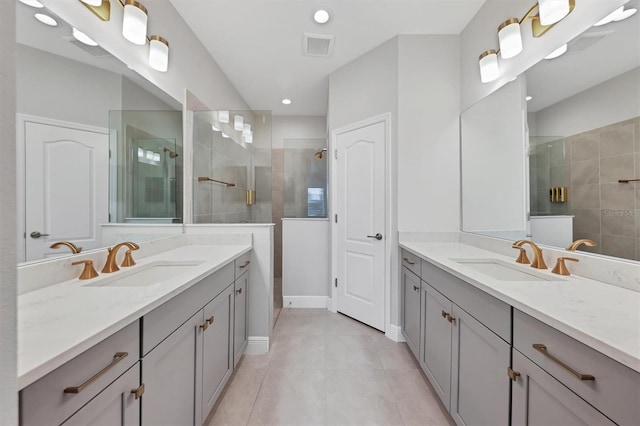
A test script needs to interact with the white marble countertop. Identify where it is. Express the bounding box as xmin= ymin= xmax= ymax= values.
xmin=18 ymin=243 xmax=251 ymax=390
xmin=400 ymin=241 xmax=640 ymax=373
